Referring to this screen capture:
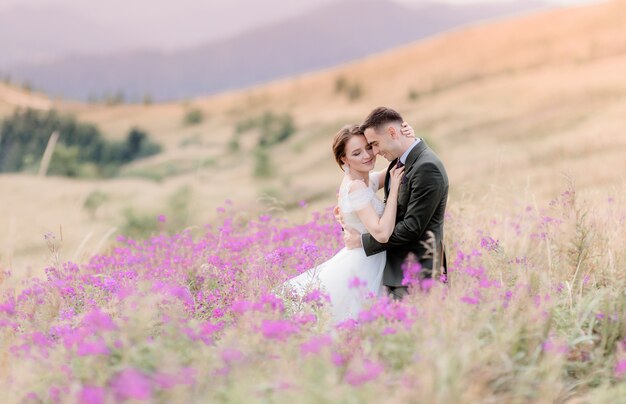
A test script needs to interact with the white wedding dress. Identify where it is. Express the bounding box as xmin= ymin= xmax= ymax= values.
xmin=285 ymin=172 xmax=386 ymax=322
